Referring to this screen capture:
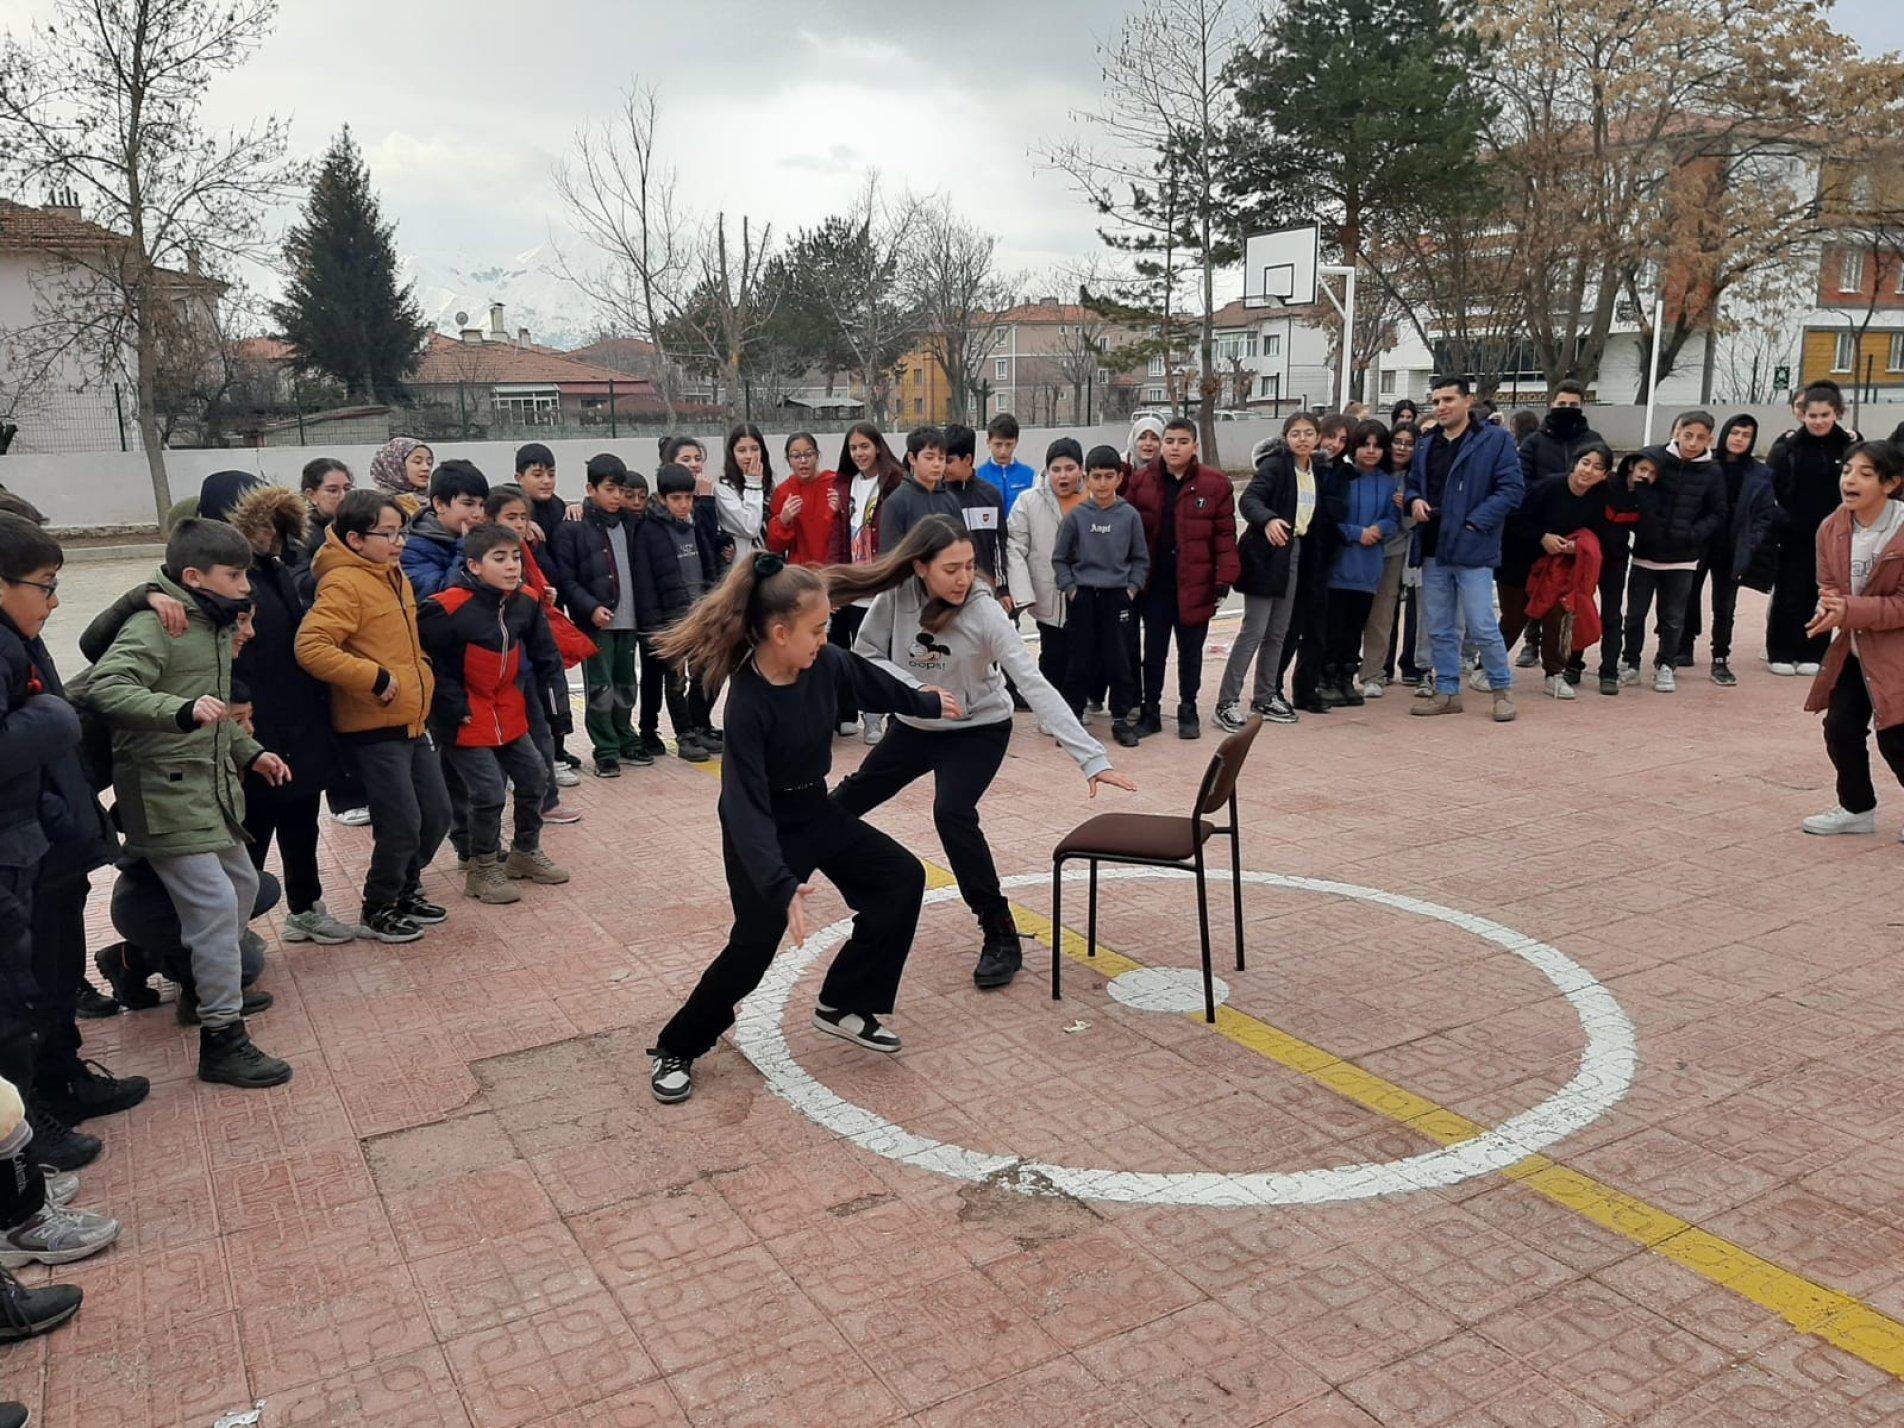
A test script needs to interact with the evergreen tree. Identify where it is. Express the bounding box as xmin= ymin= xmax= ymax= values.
xmin=271 ymin=128 xmax=427 ymax=402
